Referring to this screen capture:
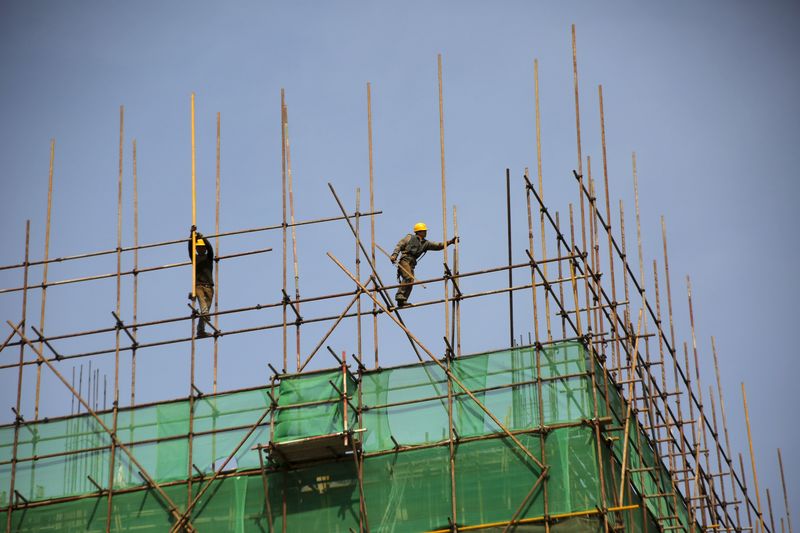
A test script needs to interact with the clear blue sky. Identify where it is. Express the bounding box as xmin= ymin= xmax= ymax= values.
xmin=1 ymin=0 xmax=798 ymax=522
